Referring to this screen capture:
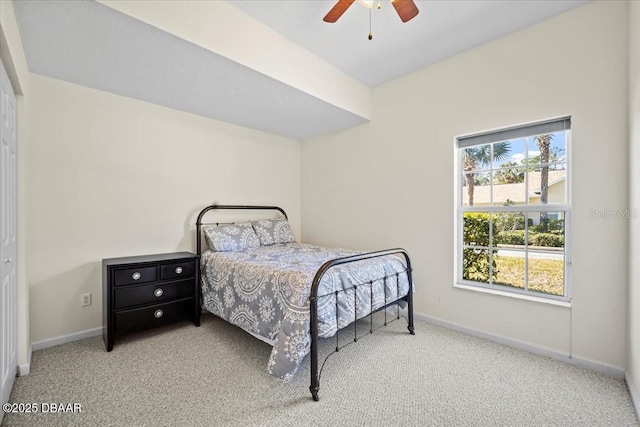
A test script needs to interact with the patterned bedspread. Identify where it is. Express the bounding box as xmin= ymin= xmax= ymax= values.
xmin=200 ymin=243 xmax=409 ymax=382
